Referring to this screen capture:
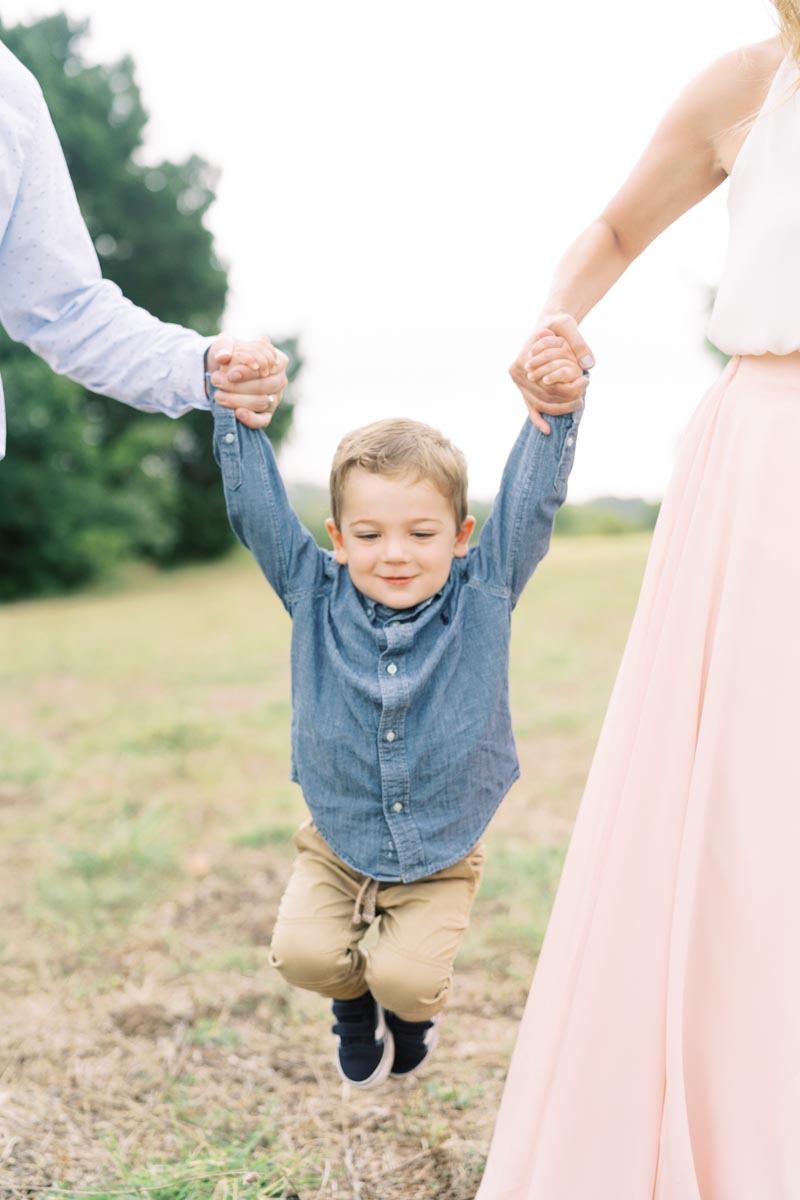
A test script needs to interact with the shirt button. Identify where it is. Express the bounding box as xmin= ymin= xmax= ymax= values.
xmin=386 ymin=663 xmax=398 ymax=675
xmin=391 ymin=802 xmax=403 ymax=813
xmin=566 ymin=435 xmax=574 ymax=446
xmin=224 ymin=432 xmax=235 ymax=444
xmin=385 ymin=730 xmax=396 ymax=742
